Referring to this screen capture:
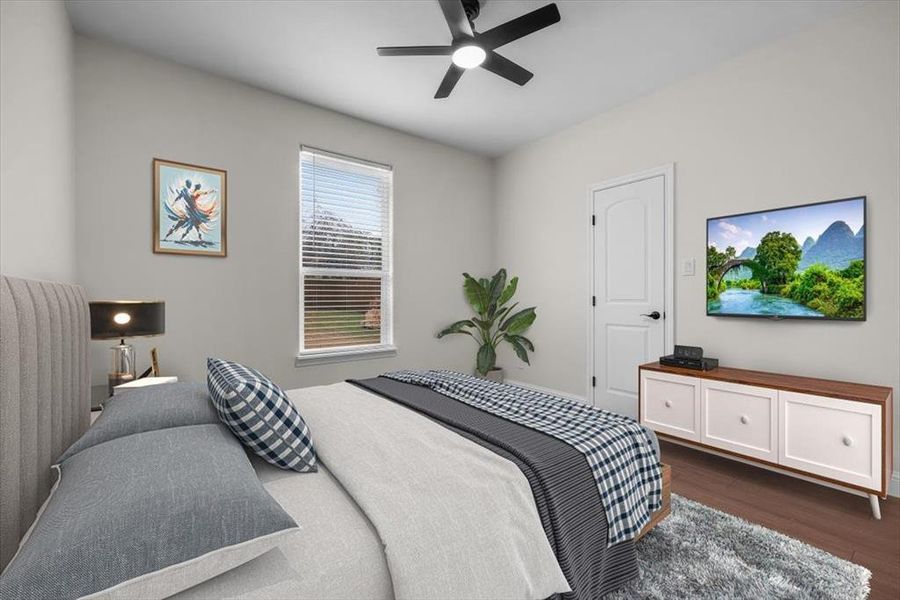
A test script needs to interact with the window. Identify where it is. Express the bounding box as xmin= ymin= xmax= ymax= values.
xmin=298 ymin=147 xmax=393 ymax=362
